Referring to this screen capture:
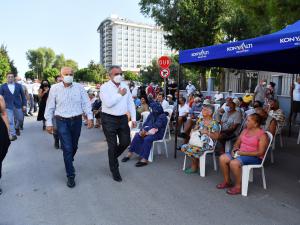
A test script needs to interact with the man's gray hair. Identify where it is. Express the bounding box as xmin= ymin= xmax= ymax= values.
xmin=108 ymin=65 xmax=122 ymax=75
